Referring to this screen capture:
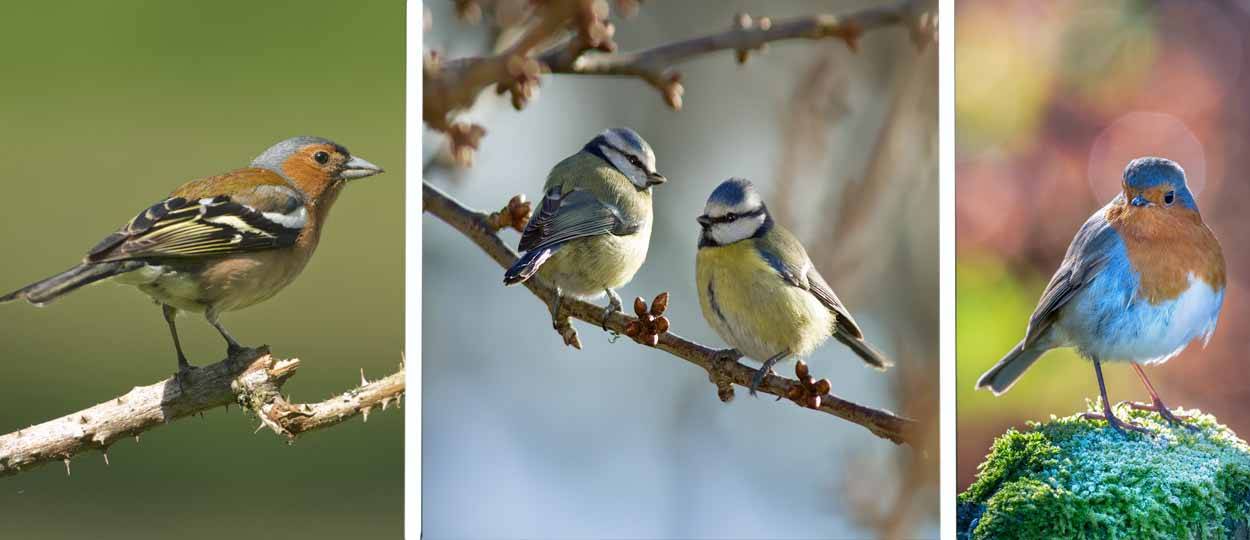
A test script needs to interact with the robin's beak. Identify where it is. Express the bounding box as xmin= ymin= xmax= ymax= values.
xmin=1130 ymin=194 xmax=1150 ymax=207
xmin=340 ymin=156 xmax=385 ymax=180
xmin=647 ymin=171 xmax=667 ymax=186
